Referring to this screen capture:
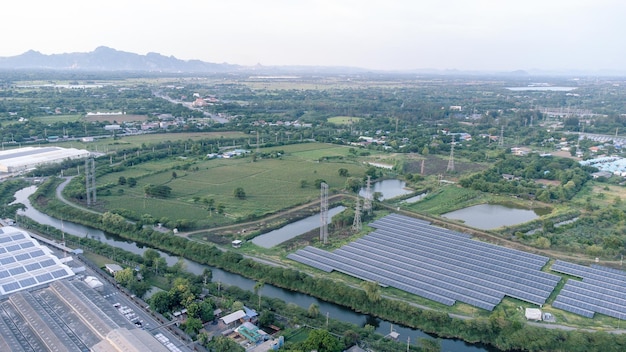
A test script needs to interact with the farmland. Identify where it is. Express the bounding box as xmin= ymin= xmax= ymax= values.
xmin=95 ymin=143 xmax=373 ymax=226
